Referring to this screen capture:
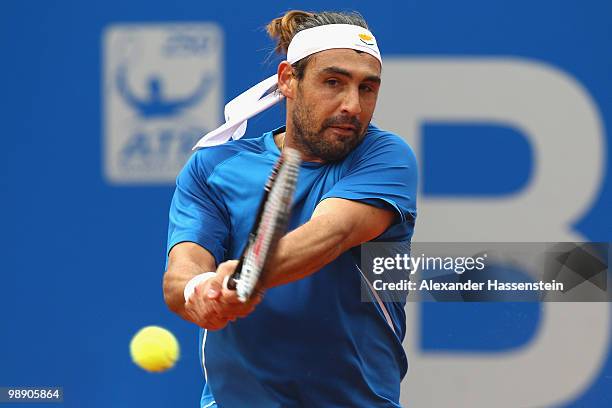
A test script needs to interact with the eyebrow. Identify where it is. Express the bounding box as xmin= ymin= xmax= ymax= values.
xmin=319 ymin=66 xmax=381 ymax=84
